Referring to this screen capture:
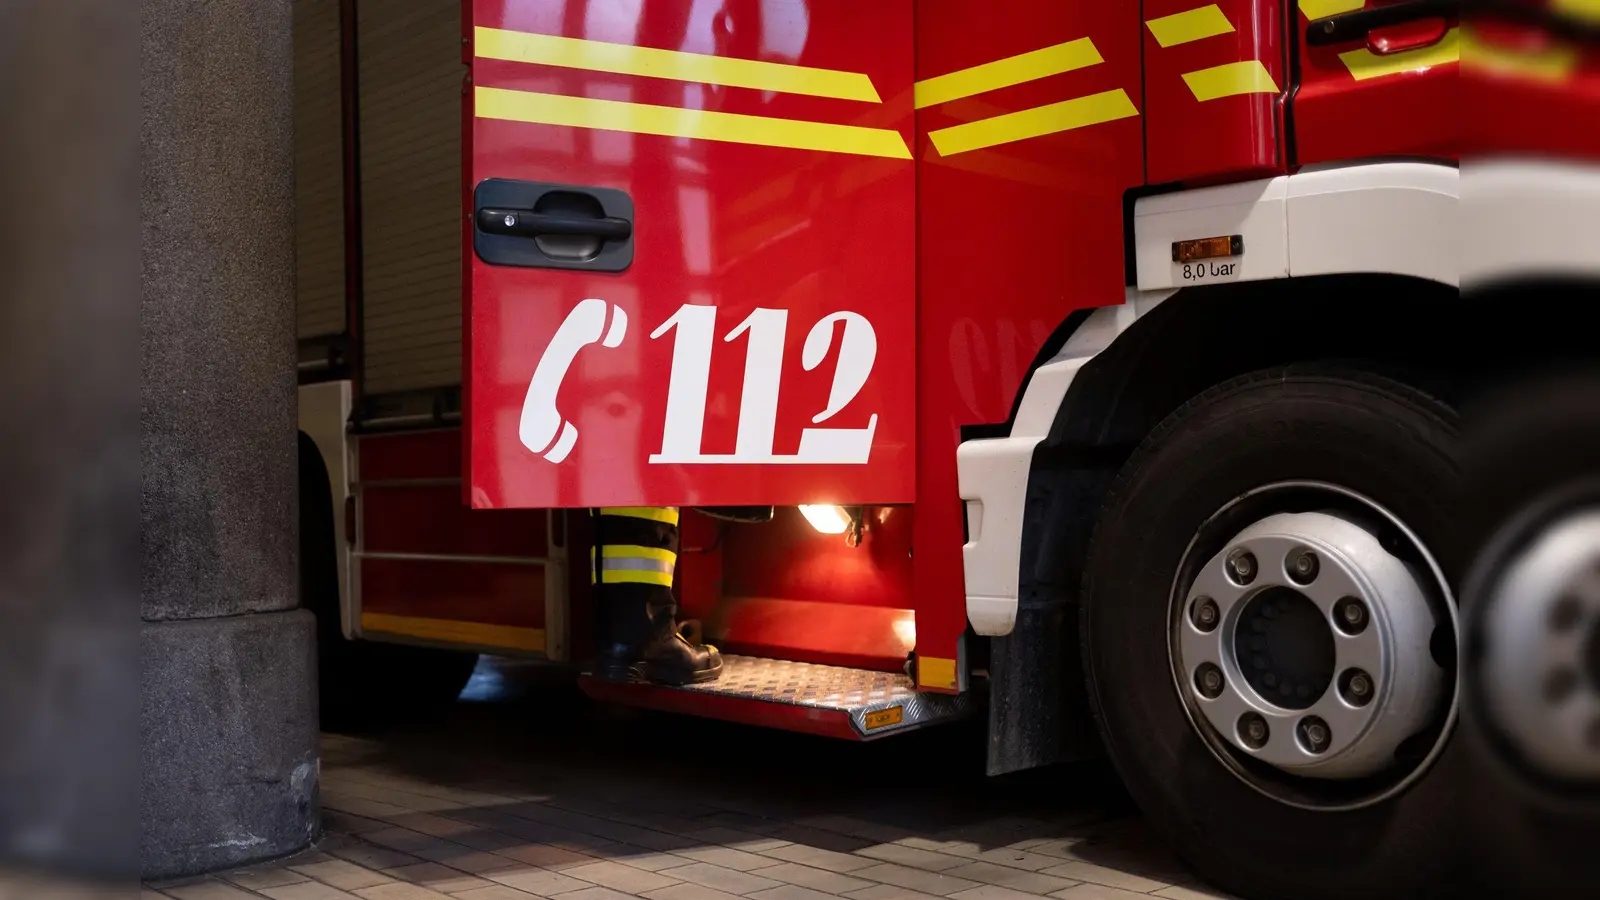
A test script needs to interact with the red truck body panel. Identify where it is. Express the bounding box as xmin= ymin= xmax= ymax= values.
xmin=350 ymin=0 xmax=1469 ymax=710
xmin=464 ymin=0 xmax=919 ymax=510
